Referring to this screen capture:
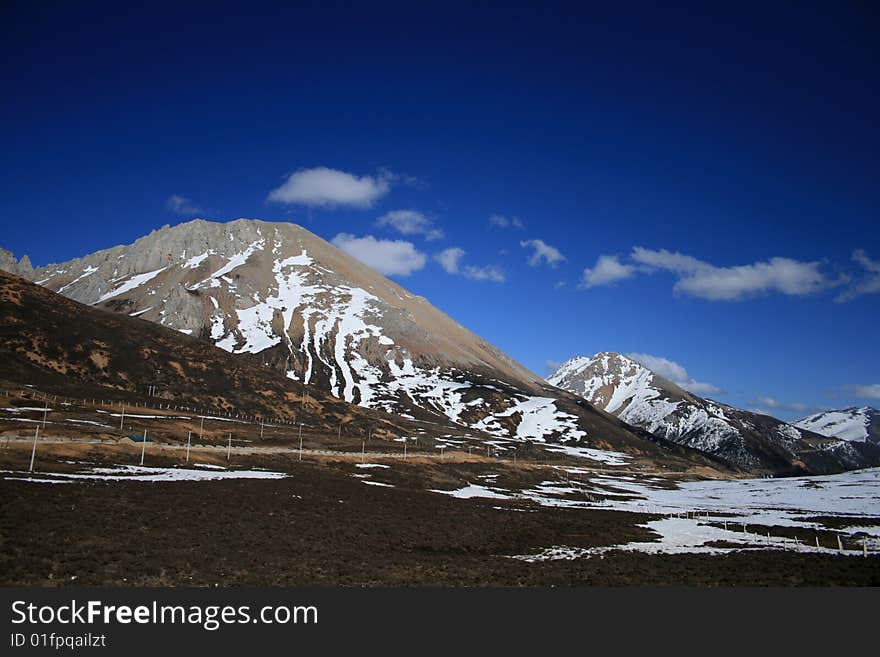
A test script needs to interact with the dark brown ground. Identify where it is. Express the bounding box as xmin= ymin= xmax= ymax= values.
xmin=1 ymin=444 xmax=878 ymax=587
